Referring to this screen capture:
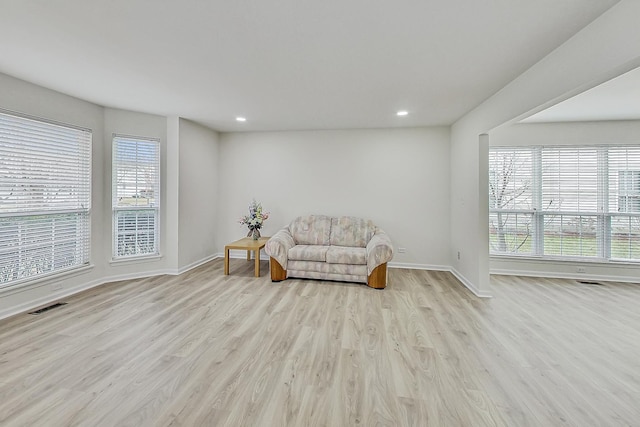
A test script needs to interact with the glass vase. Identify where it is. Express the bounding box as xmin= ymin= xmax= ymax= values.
xmin=249 ymin=228 xmax=261 ymax=240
